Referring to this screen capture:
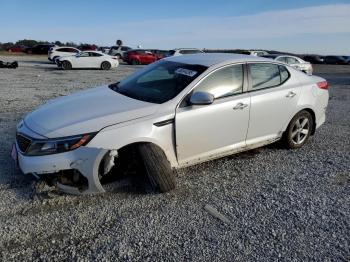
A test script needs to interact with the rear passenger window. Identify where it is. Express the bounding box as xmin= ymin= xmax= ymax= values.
xmin=276 ymin=57 xmax=287 ymax=63
xmin=286 ymin=57 xmax=299 ymax=64
xmin=194 ymin=64 xmax=243 ymax=99
xmin=250 ymin=64 xmax=281 ymax=90
xmin=279 ymin=65 xmax=290 ymax=83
